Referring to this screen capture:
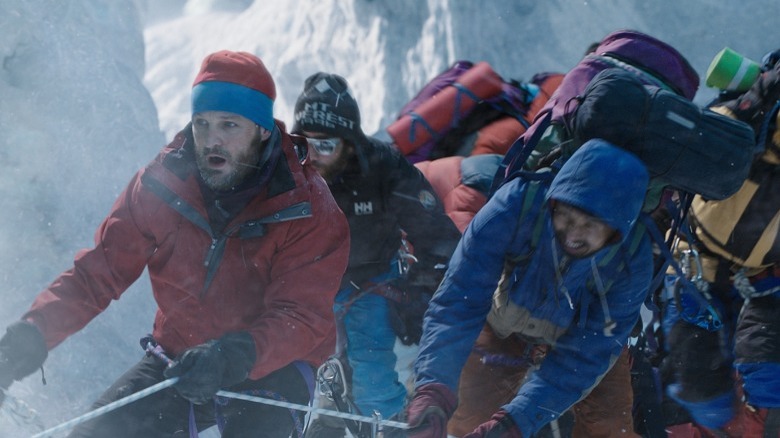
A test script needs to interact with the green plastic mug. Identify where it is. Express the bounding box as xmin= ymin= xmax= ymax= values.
xmin=705 ymin=47 xmax=761 ymax=91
